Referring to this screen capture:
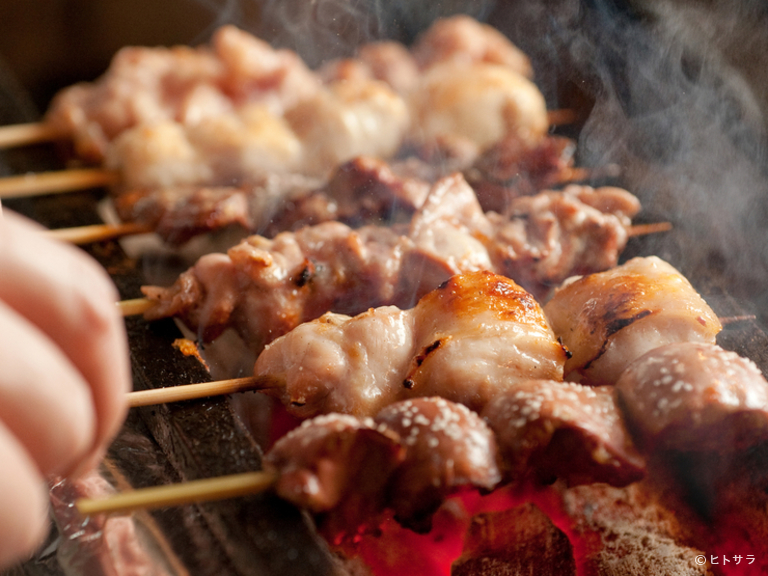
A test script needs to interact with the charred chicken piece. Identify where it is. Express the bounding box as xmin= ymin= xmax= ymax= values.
xmin=616 ymin=342 xmax=768 ymax=453
xmin=252 ymin=271 xmax=567 ymax=419
xmin=374 ymin=397 xmax=502 ymax=532
xmin=543 ymin=256 xmax=722 ymax=386
xmin=481 ymin=380 xmax=645 ymax=487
